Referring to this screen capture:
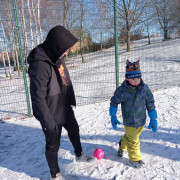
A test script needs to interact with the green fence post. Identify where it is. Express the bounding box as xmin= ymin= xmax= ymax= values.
xmin=114 ymin=0 xmax=119 ymax=88
xmin=12 ymin=0 xmax=32 ymax=117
